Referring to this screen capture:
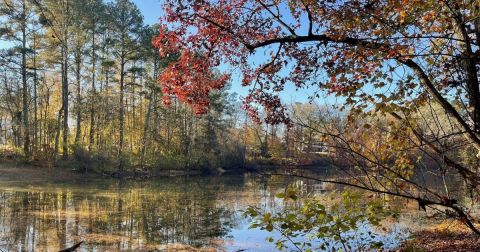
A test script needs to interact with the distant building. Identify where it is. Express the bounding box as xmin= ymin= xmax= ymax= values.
xmin=301 ymin=142 xmax=329 ymax=154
